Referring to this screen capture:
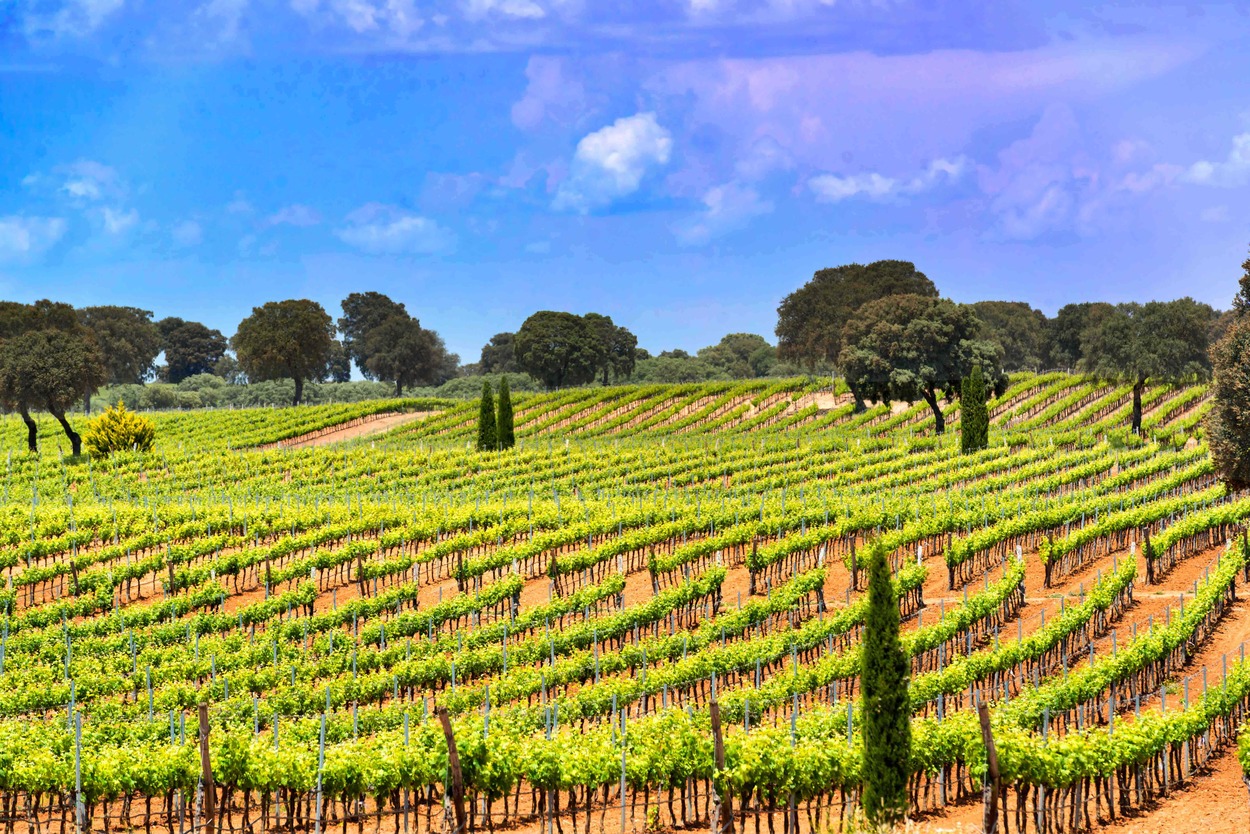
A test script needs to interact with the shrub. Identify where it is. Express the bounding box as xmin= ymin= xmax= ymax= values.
xmin=84 ymin=400 xmax=156 ymax=458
